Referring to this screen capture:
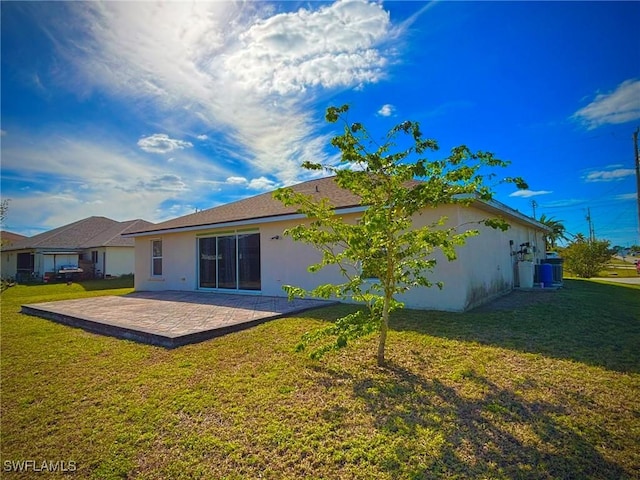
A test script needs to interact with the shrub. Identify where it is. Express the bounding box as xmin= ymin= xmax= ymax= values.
xmin=563 ymin=238 xmax=611 ymax=278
